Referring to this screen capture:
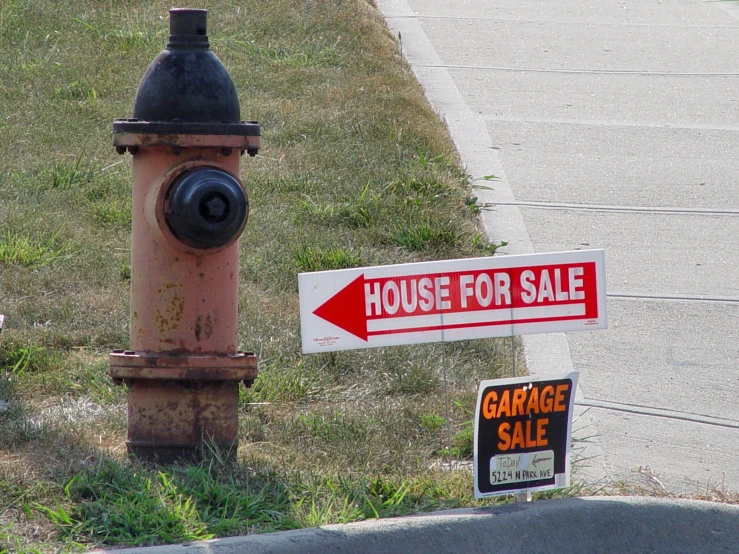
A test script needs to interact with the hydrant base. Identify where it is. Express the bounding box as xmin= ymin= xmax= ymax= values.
xmin=126 ymin=441 xmax=237 ymax=466
xmin=126 ymin=379 xmax=240 ymax=465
